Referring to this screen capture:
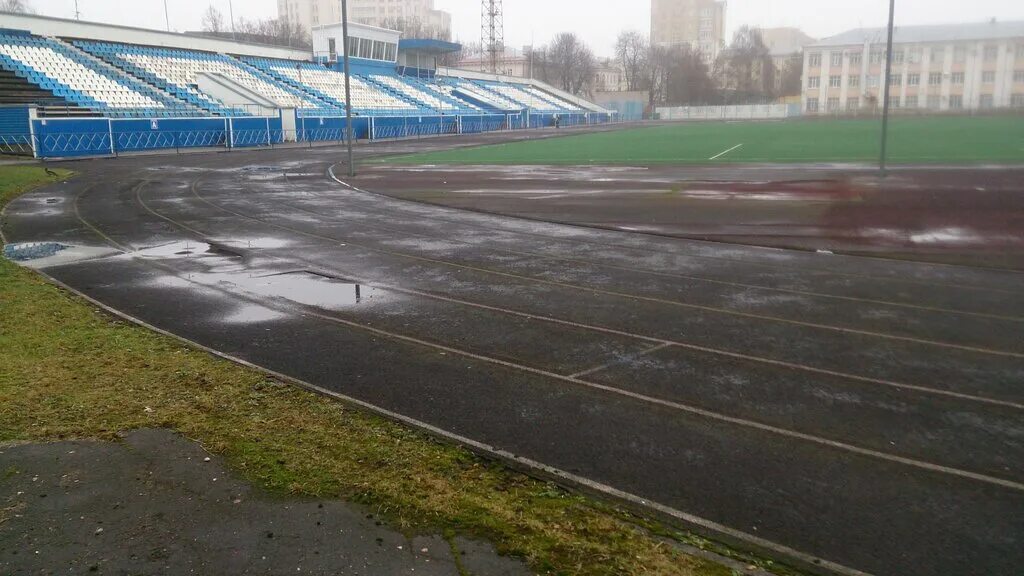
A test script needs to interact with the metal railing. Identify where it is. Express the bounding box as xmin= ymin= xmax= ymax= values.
xmin=1 ymin=113 xmax=623 ymax=159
